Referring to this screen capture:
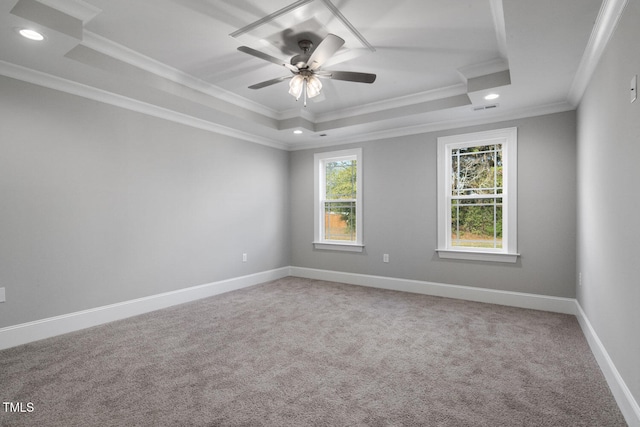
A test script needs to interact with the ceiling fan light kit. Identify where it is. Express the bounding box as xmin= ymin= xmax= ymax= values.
xmin=289 ymin=73 xmax=322 ymax=106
